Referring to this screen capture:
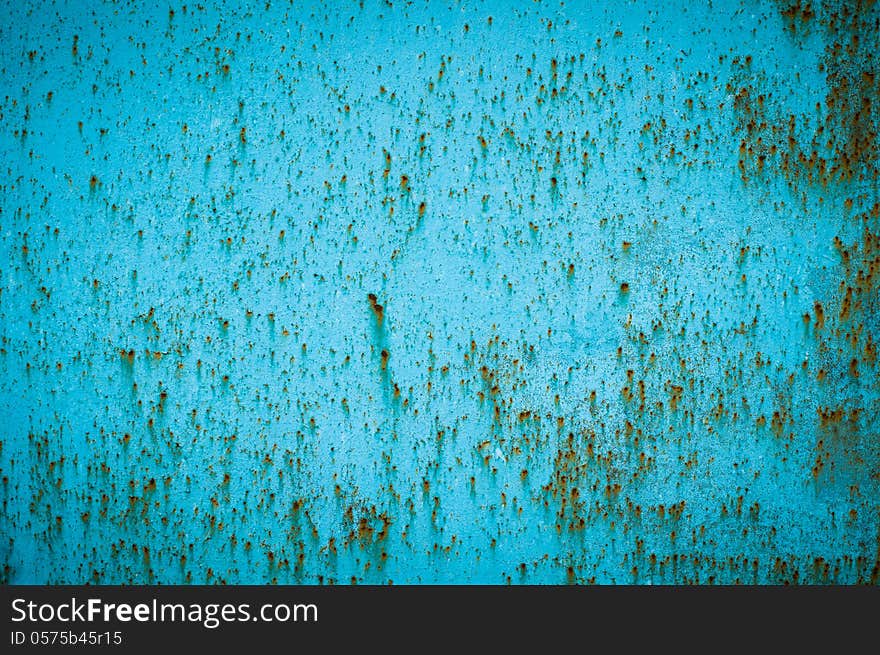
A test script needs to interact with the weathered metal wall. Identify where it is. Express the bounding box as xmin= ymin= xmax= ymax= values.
xmin=1 ymin=0 xmax=878 ymax=584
